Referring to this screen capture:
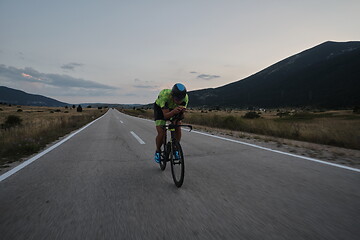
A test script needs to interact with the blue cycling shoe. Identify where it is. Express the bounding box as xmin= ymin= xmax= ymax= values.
xmin=174 ymin=151 xmax=180 ymax=160
xmin=154 ymin=151 xmax=161 ymax=163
